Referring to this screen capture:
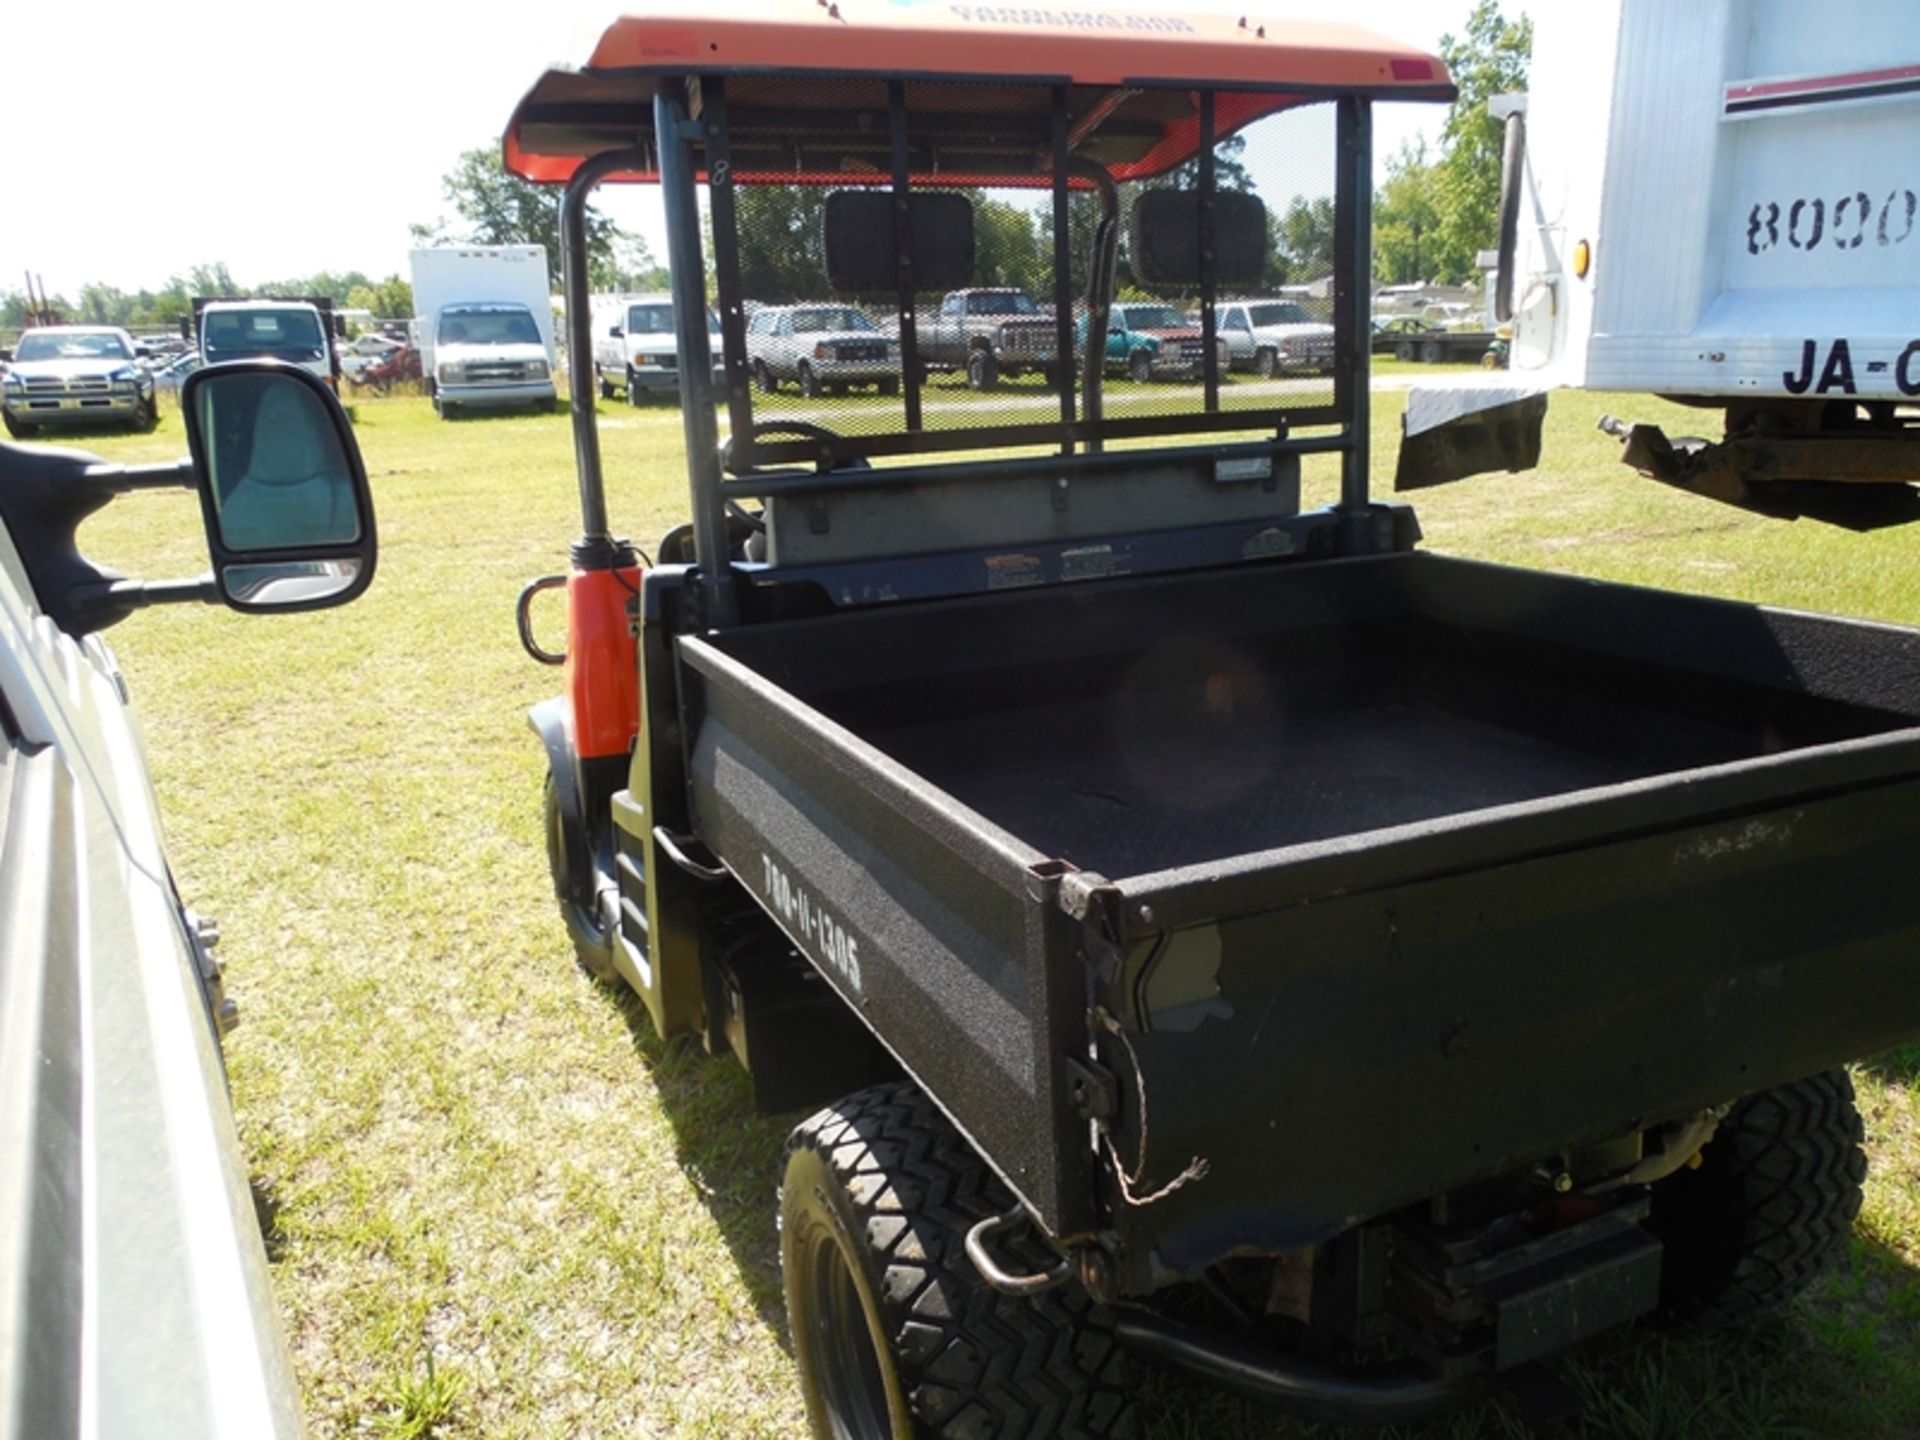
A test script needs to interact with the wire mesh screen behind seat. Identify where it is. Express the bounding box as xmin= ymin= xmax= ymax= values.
xmin=709 ymin=77 xmax=1343 ymax=470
